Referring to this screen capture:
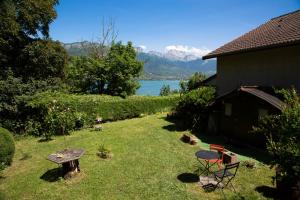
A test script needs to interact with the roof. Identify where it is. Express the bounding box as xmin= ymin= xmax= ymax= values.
xmin=203 ymin=10 xmax=300 ymax=59
xmin=214 ymin=86 xmax=286 ymax=111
